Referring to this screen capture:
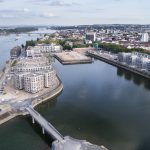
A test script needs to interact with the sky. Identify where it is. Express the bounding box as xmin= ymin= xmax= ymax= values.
xmin=0 ymin=0 xmax=150 ymax=26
